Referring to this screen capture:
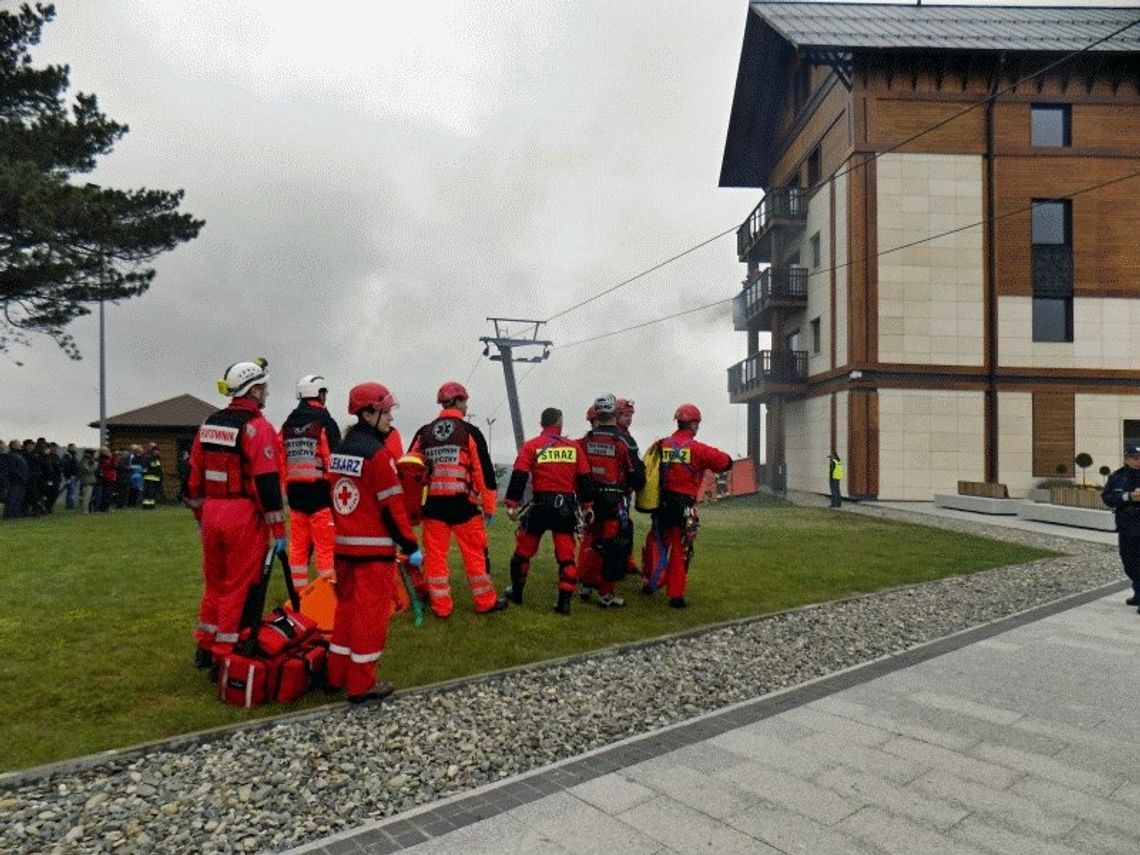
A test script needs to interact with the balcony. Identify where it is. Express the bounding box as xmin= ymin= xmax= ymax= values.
xmin=727 ymin=350 xmax=809 ymax=402
xmin=732 ymin=265 xmax=809 ymax=331
xmin=736 ymin=186 xmax=806 ymax=262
